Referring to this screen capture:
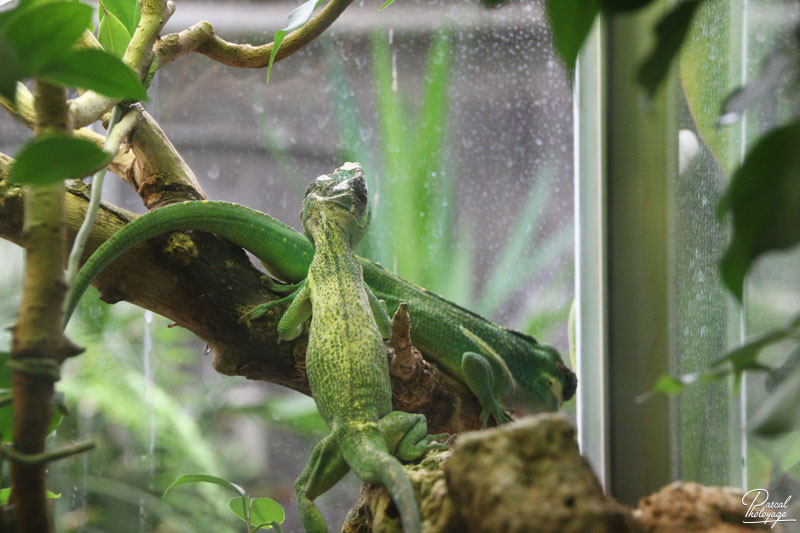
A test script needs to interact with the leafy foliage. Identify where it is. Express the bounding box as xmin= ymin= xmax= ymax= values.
xmin=8 ymin=134 xmax=110 ymax=185
xmin=718 ymin=119 xmax=800 ymax=301
xmin=165 ymin=473 xmax=285 ymax=532
xmin=267 ymin=0 xmax=328 ymax=83
xmin=637 ymin=1 xmax=701 ymax=97
xmin=0 ymin=0 xmax=146 ymax=101
xmin=544 ymin=0 xmax=703 ymax=96
xmin=544 ymin=0 xmax=600 ymax=75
